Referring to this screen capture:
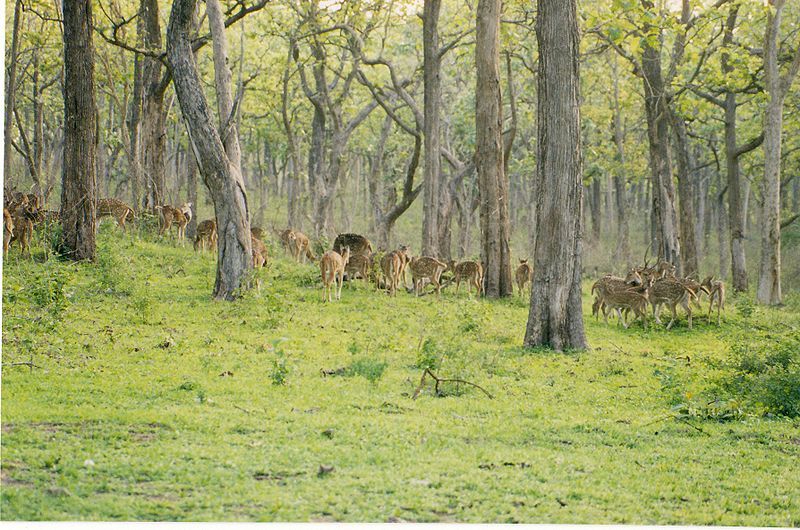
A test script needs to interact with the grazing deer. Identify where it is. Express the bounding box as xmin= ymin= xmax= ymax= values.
xmin=380 ymin=251 xmax=403 ymax=296
xmin=333 ymin=233 xmax=373 ymax=257
xmin=599 ymin=281 xmax=652 ymax=329
xmin=194 ymin=219 xmax=217 ymax=252
xmin=97 ymin=198 xmax=135 ymax=232
xmin=276 ymin=228 xmax=296 ymax=254
xmin=291 ymin=231 xmax=316 ymax=263
xmin=591 ymin=274 xmax=636 ymax=320
xmin=448 ymin=259 xmax=484 ymax=297
xmin=409 ymin=256 xmax=448 ymax=298
xmin=701 ymin=276 xmax=726 ymax=325
xmin=515 ymin=259 xmax=533 ymax=296
xmin=157 ymin=203 xmax=193 ymax=241
xmin=3 ymin=207 xmax=14 ymax=257
xmin=320 ymin=247 xmax=350 ymax=302
xmin=345 ymin=253 xmax=372 ymax=287
xmin=649 ymin=277 xmax=696 ymax=329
